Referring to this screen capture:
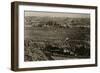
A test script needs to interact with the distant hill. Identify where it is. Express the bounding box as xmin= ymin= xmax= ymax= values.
xmin=24 ymin=16 xmax=90 ymax=28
